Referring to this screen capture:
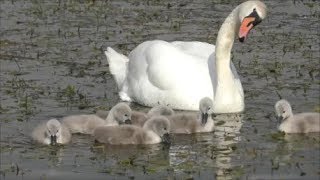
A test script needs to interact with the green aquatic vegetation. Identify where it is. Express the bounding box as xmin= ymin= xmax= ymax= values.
xmin=143 ymin=166 xmax=157 ymax=174
xmin=0 ymin=39 xmax=18 ymax=47
xmin=176 ymin=161 xmax=198 ymax=173
xmin=228 ymin=166 xmax=245 ymax=179
xmin=118 ymin=157 xmax=135 ymax=167
xmin=62 ymin=85 xmax=76 ymax=100
xmin=270 ymin=131 xmax=285 ymax=141
xmin=215 ymin=120 xmax=226 ymax=126
xmin=18 ymin=93 xmax=36 ymax=116
xmin=56 ymin=85 xmax=92 ymax=109
xmin=0 ymin=104 xmax=9 ymax=114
